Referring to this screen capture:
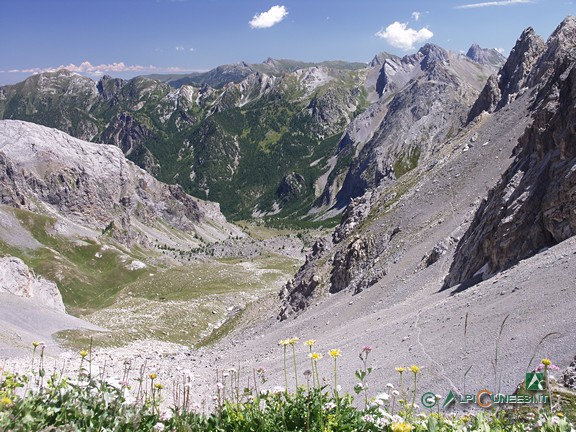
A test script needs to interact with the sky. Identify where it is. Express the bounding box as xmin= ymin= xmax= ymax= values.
xmin=0 ymin=0 xmax=574 ymax=85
